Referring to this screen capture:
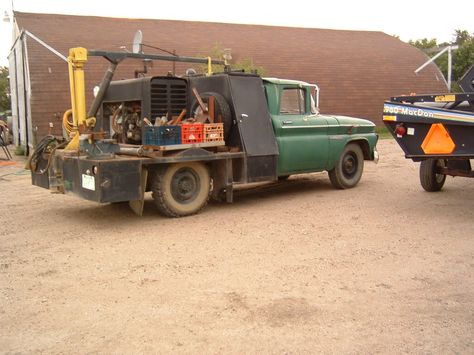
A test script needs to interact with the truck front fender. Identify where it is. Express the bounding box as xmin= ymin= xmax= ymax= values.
xmin=327 ymin=135 xmax=377 ymax=170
